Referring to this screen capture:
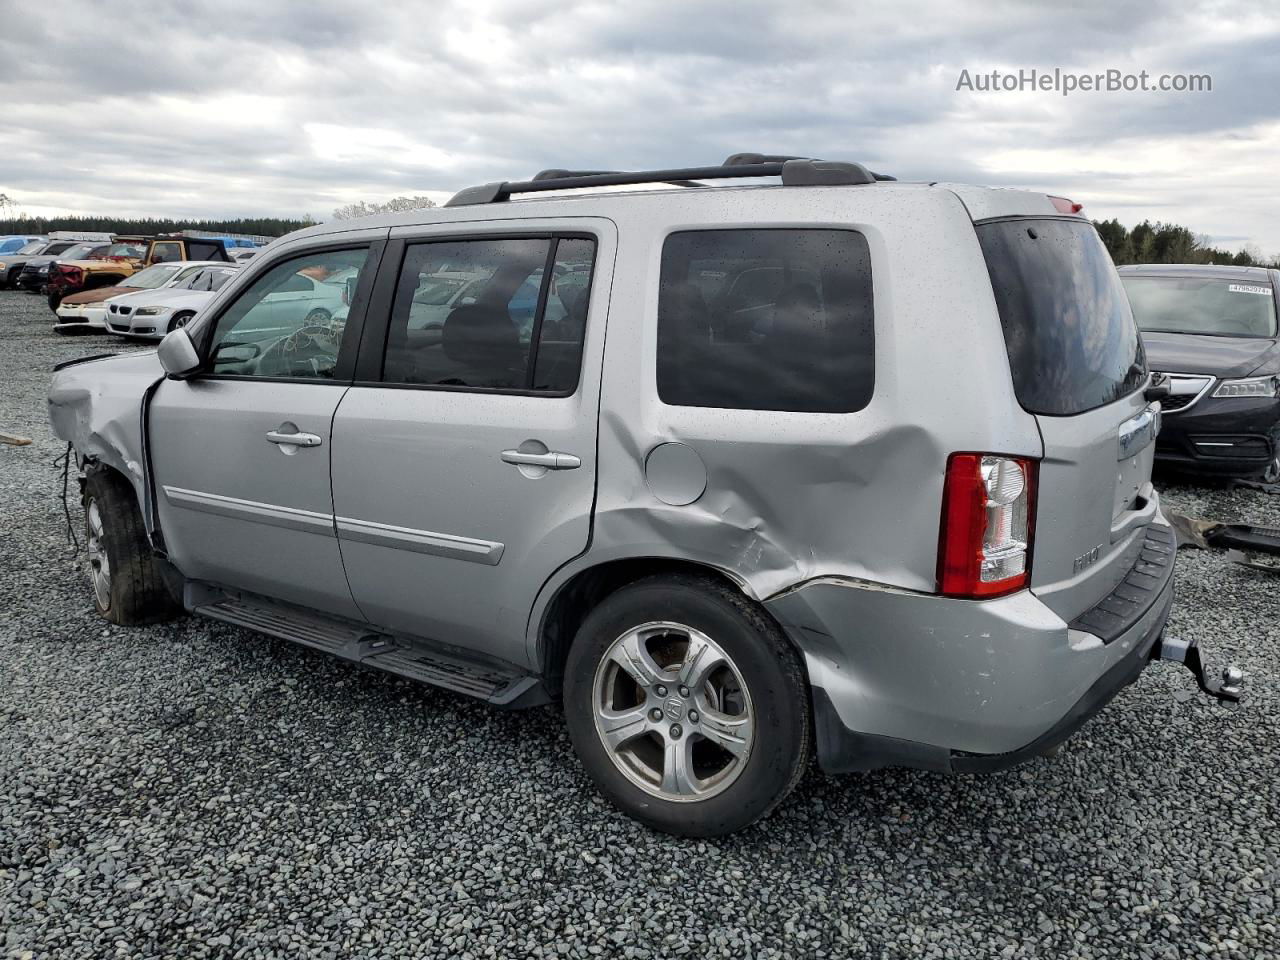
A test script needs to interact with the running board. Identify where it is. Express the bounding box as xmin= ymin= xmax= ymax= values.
xmin=193 ymin=595 xmax=546 ymax=707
